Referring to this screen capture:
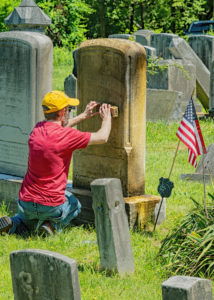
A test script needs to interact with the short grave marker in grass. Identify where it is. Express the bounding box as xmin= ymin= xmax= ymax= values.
xmin=91 ymin=178 xmax=134 ymax=275
xmin=162 ymin=276 xmax=213 ymax=300
xmin=10 ymin=249 xmax=81 ymax=300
